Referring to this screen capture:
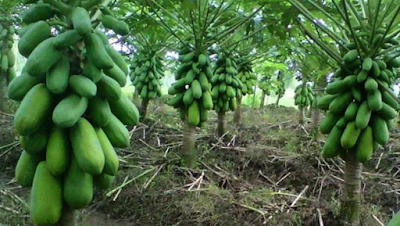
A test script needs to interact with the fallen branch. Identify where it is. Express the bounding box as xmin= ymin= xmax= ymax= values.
xmin=106 ymin=167 xmax=156 ymax=197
